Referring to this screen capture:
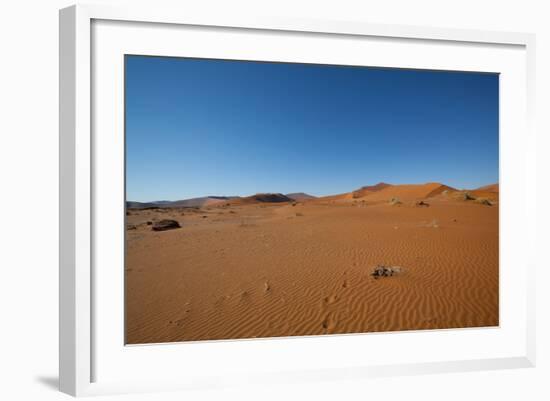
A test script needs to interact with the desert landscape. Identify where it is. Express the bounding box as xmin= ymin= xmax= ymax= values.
xmin=124 ymin=55 xmax=499 ymax=344
xmin=125 ymin=182 xmax=499 ymax=344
